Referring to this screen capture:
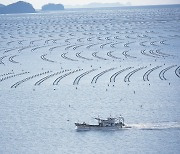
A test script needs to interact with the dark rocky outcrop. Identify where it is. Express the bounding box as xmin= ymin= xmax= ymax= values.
xmin=42 ymin=3 xmax=64 ymax=11
xmin=0 ymin=1 xmax=36 ymax=14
